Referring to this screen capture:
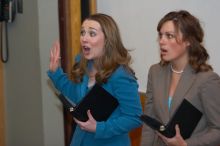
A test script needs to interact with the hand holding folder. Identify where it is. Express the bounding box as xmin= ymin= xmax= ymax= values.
xmin=58 ymin=84 xmax=119 ymax=122
xmin=140 ymin=99 xmax=203 ymax=139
